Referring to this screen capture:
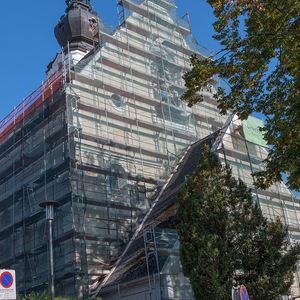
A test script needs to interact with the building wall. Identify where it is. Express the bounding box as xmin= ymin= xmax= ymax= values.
xmin=99 ymin=276 xmax=161 ymax=300
xmin=0 ymin=83 xmax=80 ymax=296
xmin=1 ymin=0 xmax=300 ymax=298
xmin=66 ymin=0 xmax=229 ymax=294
